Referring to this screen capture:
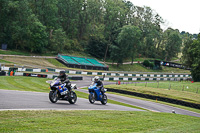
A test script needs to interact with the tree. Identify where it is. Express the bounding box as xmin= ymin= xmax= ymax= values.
xmin=103 ymin=0 xmax=127 ymax=62
xmin=163 ymin=29 xmax=182 ymax=61
xmin=27 ymin=18 xmax=48 ymax=53
xmin=50 ymin=28 xmax=68 ymax=53
xmin=86 ymin=24 xmax=106 ymax=59
xmin=182 ymin=34 xmax=200 ymax=81
xmin=135 ymin=6 xmax=163 ymax=58
xmin=116 ymin=25 xmax=141 ymax=64
xmin=0 ymin=0 xmax=185 ymax=59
